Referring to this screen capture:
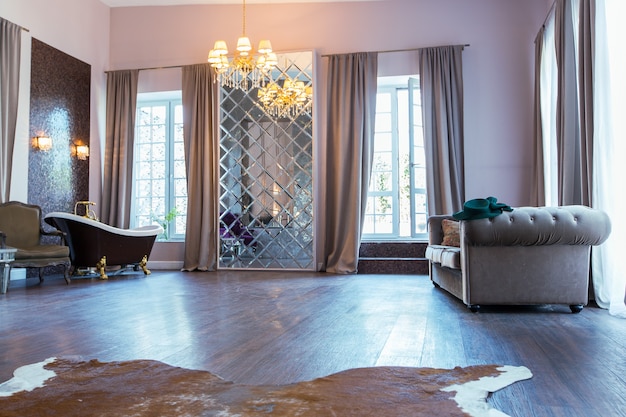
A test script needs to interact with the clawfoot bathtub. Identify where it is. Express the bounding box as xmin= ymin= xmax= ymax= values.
xmin=44 ymin=212 xmax=163 ymax=280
